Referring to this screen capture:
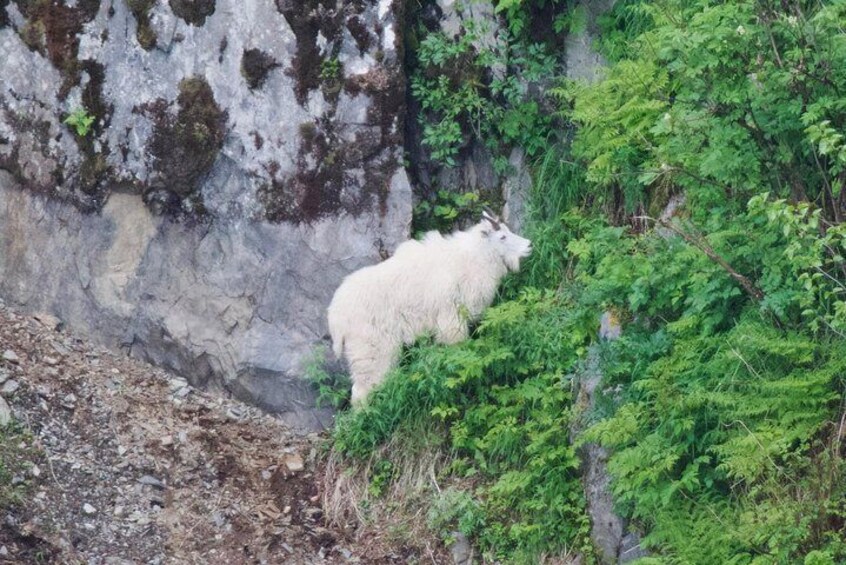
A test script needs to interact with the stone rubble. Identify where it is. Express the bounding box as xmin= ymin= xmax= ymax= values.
xmin=0 ymin=301 xmax=437 ymax=563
